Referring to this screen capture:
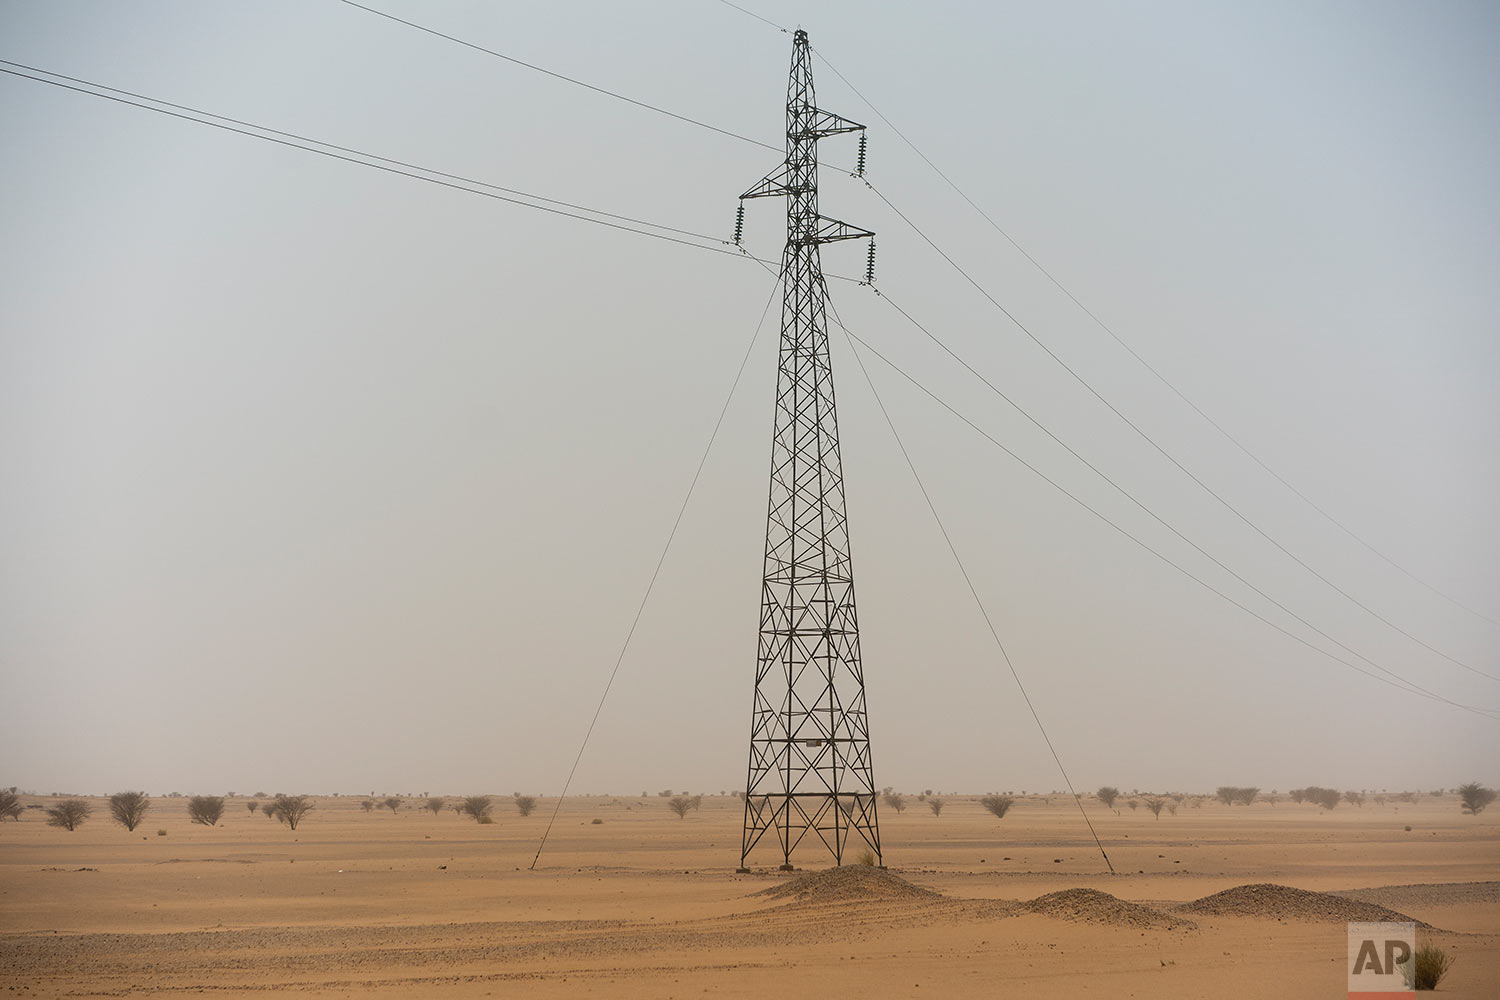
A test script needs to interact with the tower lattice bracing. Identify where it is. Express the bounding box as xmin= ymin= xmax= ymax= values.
xmin=738 ymin=29 xmax=880 ymax=871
